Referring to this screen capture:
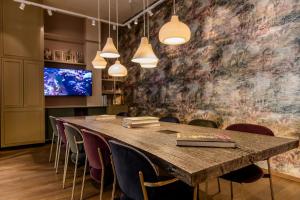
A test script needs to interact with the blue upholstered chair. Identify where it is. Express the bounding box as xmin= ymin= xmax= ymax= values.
xmin=159 ymin=116 xmax=180 ymax=123
xmin=109 ymin=140 xmax=194 ymax=200
xmin=221 ymin=123 xmax=275 ymax=200
xmin=117 ymin=112 xmax=130 ymax=117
